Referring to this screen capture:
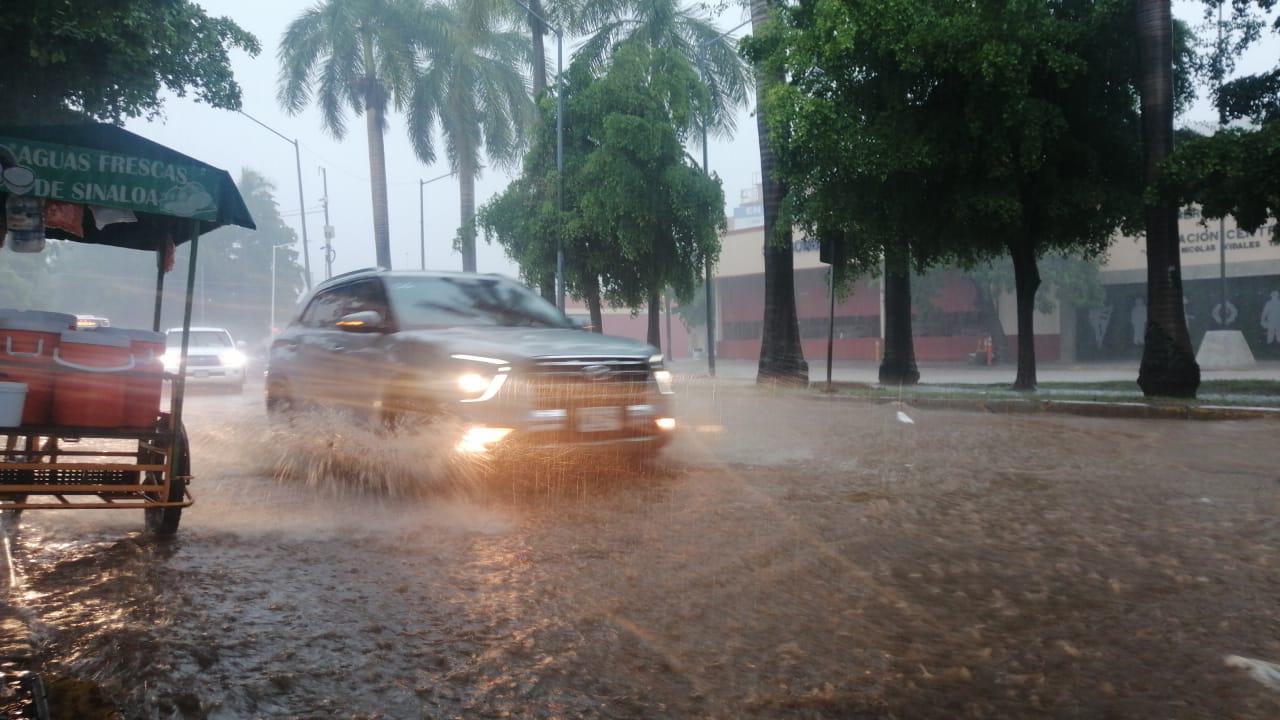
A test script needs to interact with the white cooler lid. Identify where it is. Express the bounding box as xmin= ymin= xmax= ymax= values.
xmin=0 ymin=311 xmax=77 ymax=333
